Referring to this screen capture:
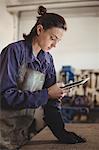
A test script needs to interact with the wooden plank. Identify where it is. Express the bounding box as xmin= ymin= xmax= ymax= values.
xmin=22 ymin=124 xmax=99 ymax=150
